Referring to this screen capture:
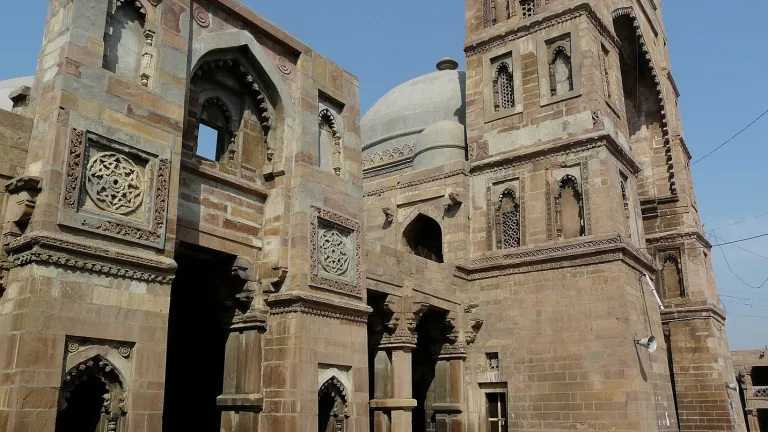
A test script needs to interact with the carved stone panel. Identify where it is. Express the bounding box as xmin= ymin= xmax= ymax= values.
xmin=59 ymin=129 xmax=170 ymax=248
xmin=310 ymin=206 xmax=362 ymax=297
